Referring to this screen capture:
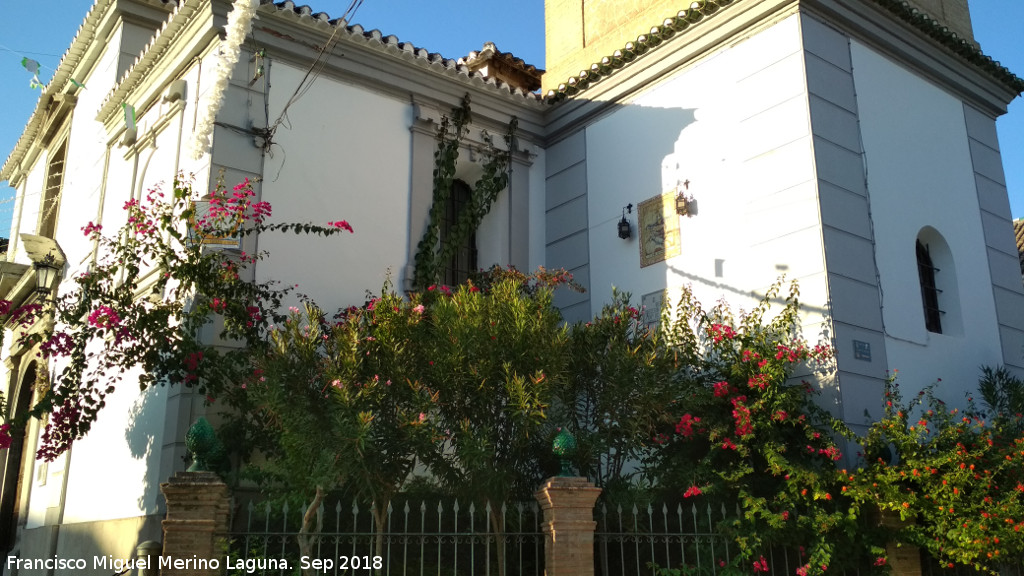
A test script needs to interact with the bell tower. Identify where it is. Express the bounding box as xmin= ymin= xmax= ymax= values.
xmin=902 ymin=0 xmax=973 ymax=42
xmin=543 ymin=0 xmax=684 ymax=92
xmin=542 ymin=0 xmax=975 ymax=93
